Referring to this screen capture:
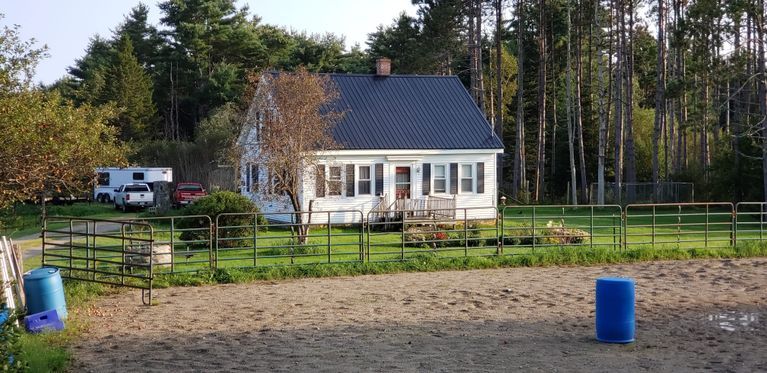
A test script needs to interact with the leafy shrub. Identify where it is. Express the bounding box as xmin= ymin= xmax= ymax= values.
xmin=260 ymin=240 xmax=327 ymax=256
xmin=405 ymin=226 xmax=429 ymax=248
xmin=0 ymin=309 xmax=26 ymax=372
xmin=403 ymin=224 xmax=494 ymax=249
xmin=503 ymin=222 xmax=590 ymax=246
xmin=177 ymin=191 xmax=265 ymax=247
